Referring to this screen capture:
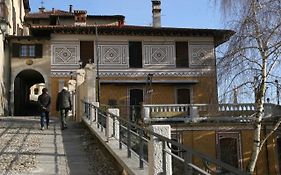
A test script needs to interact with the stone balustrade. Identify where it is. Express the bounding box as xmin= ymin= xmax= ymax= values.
xmin=143 ymin=103 xmax=281 ymax=121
